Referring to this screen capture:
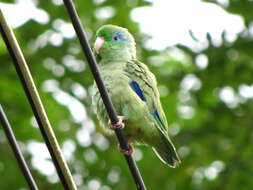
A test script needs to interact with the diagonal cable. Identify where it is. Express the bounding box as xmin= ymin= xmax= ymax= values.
xmin=0 ymin=105 xmax=39 ymax=190
xmin=62 ymin=1 xmax=147 ymax=189
xmin=0 ymin=9 xmax=77 ymax=190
